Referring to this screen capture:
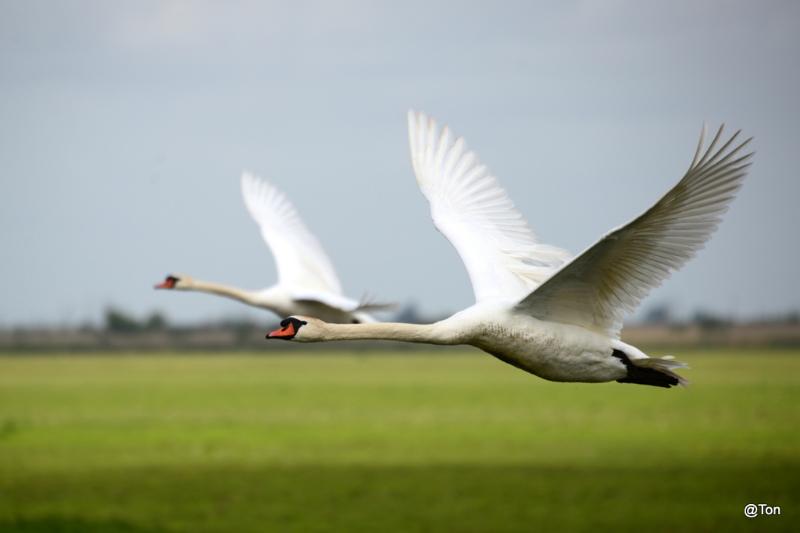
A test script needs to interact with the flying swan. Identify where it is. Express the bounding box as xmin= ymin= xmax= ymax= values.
xmin=156 ymin=172 xmax=385 ymax=324
xmin=267 ymin=112 xmax=753 ymax=387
